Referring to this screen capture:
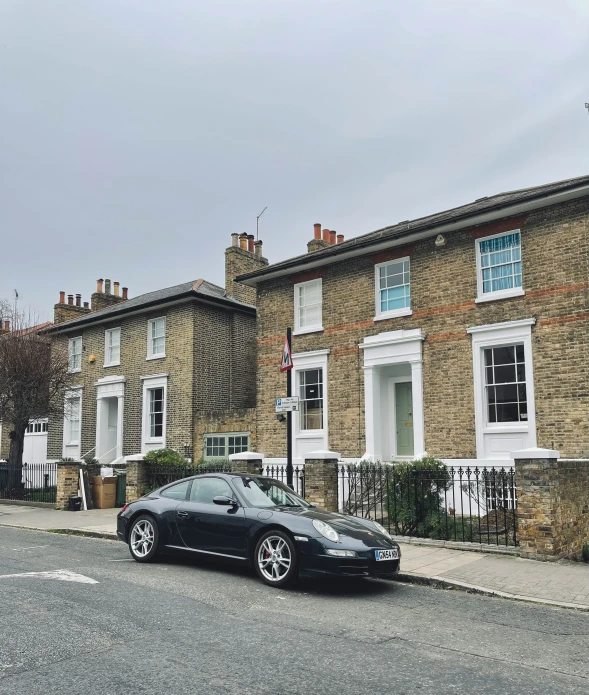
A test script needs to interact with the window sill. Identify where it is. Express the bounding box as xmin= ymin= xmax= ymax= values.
xmin=103 ymin=362 xmax=120 ymax=369
xmin=293 ymin=326 xmax=324 ymax=336
xmin=68 ymin=368 xmax=81 ymax=374
xmin=475 ymin=288 xmax=525 ymax=304
xmin=374 ymin=308 xmax=412 ymax=322
xmin=146 ymin=354 xmax=166 ymax=361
